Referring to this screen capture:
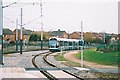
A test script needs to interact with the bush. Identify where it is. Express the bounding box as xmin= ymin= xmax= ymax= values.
xmin=97 ymin=43 xmax=119 ymax=53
